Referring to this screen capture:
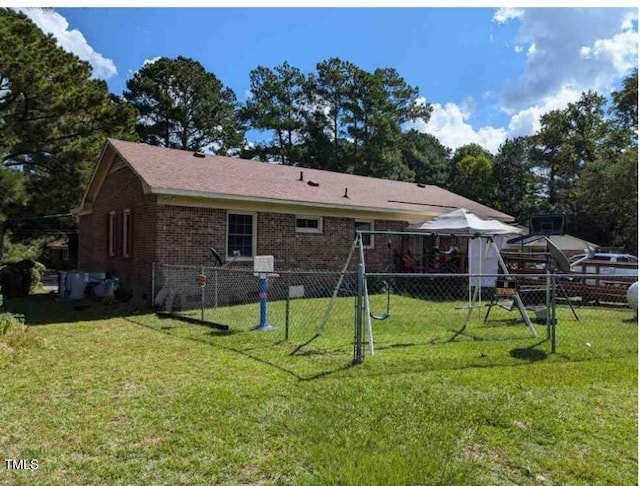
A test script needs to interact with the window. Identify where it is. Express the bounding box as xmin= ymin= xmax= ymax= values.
xmin=296 ymin=216 xmax=323 ymax=234
xmin=227 ymin=213 xmax=255 ymax=259
xmin=355 ymin=220 xmax=374 ymax=248
xmin=107 ymin=211 xmax=116 ymax=257
xmin=123 ymin=209 xmax=133 ymax=258
xmin=62 ymin=247 xmax=69 ymax=261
